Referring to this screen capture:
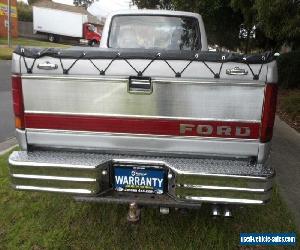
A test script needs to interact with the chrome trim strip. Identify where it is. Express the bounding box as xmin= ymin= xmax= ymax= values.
xmin=21 ymin=74 xmax=265 ymax=86
xmin=184 ymin=196 xmax=265 ymax=204
xmin=16 ymin=129 xmax=27 ymax=151
xmin=153 ymin=79 xmax=265 ymax=87
xmin=24 ymin=112 xmax=261 ymax=124
xmin=12 ymin=174 xmax=96 ymax=182
xmin=180 ymin=184 xmax=267 ymax=192
xmin=9 ymin=150 xmax=274 ymax=179
xmin=174 ymin=170 xmax=274 ymax=180
xmin=8 ymin=158 xmax=96 ymax=169
xmin=258 ymin=142 xmax=271 ymax=163
xmin=113 ymin=158 xmax=165 ymax=165
xmin=26 ymin=129 xmax=260 ymax=157
xmin=14 ymin=185 xmax=92 ymax=194
xmin=25 ymin=128 xmax=259 ymax=142
xmin=114 ymin=159 xmax=273 ymax=180
xmin=22 ymin=75 xmax=128 ymax=82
